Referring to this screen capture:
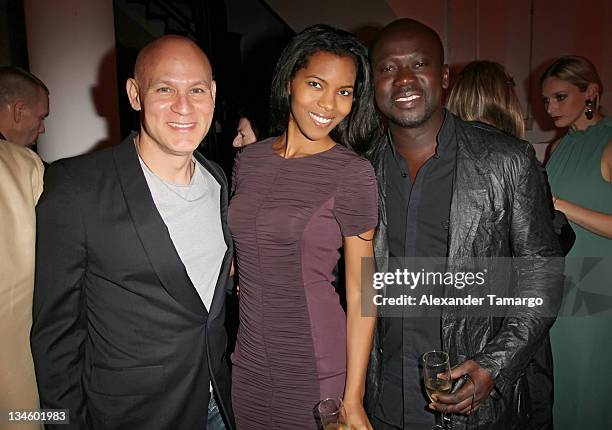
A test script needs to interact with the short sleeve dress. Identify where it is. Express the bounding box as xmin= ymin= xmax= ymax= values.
xmin=228 ymin=137 xmax=378 ymax=429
